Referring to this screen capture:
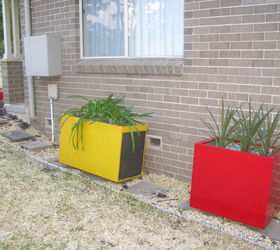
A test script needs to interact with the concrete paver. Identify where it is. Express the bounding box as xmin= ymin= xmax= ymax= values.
xmin=2 ymin=129 xmax=34 ymax=142
xmin=19 ymin=141 xmax=52 ymax=151
xmin=127 ymin=181 xmax=166 ymax=197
